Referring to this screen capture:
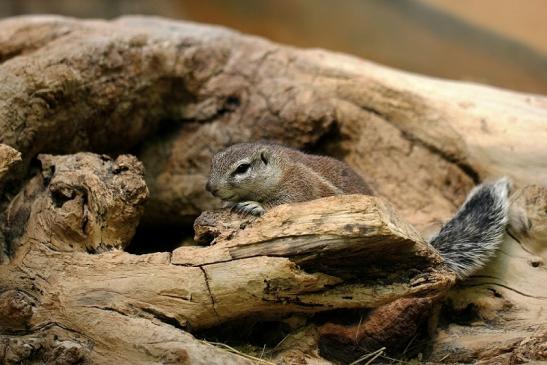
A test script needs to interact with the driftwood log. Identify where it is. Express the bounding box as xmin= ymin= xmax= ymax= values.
xmin=0 ymin=151 xmax=453 ymax=364
xmin=0 ymin=15 xmax=546 ymax=364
